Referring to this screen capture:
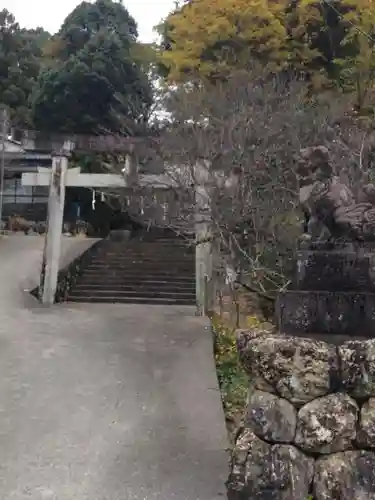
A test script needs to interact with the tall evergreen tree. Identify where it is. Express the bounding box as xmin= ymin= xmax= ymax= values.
xmin=32 ymin=0 xmax=153 ymax=135
xmin=0 ymin=9 xmax=49 ymax=127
